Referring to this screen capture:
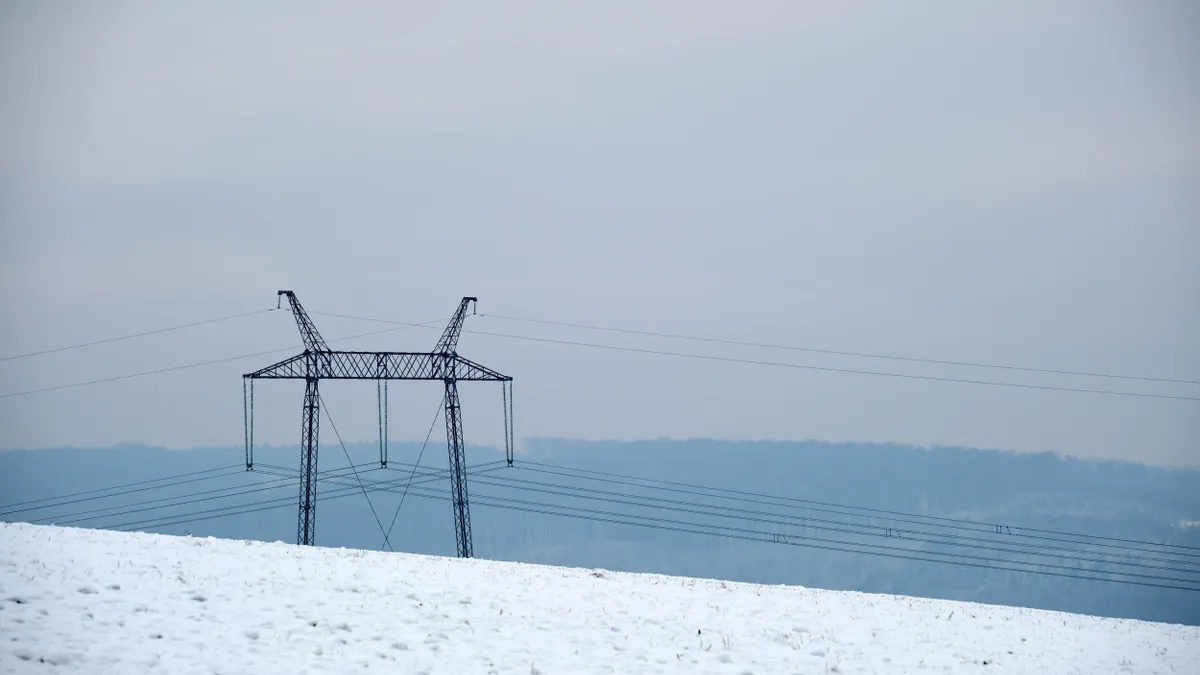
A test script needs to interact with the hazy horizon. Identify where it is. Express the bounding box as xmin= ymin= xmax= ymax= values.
xmin=6 ymin=434 xmax=1200 ymax=471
